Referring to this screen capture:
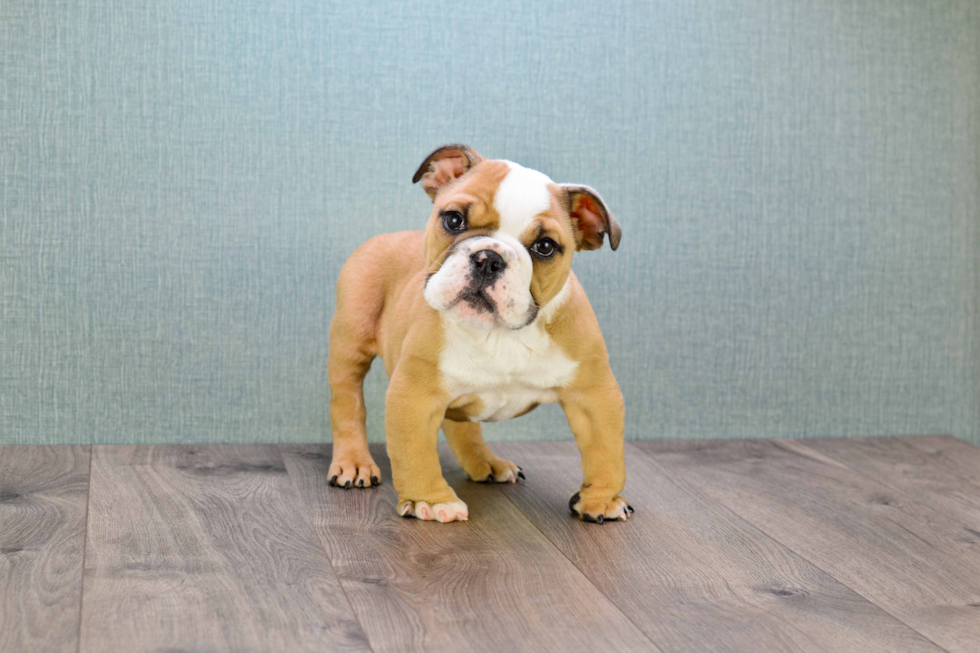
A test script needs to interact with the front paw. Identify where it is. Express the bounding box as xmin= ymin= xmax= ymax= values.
xmin=569 ymin=491 xmax=633 ymax=524
xmin=327 ymin=450 xmax=382 ymax=489
xmin=463 ymin=456 xmax=524 ymax=484
xmin=397 ymin=498 xmax=469 ymax=523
